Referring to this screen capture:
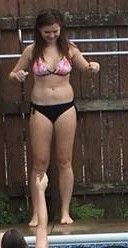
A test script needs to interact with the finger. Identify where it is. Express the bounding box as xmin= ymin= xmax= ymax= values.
xmin=24 ymin=71 xmax=29 ymax=76
xmin=17 ymin=76 xmax=26 ymax=82
xmin=15 ymin=75 xmax=22 ymax=82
